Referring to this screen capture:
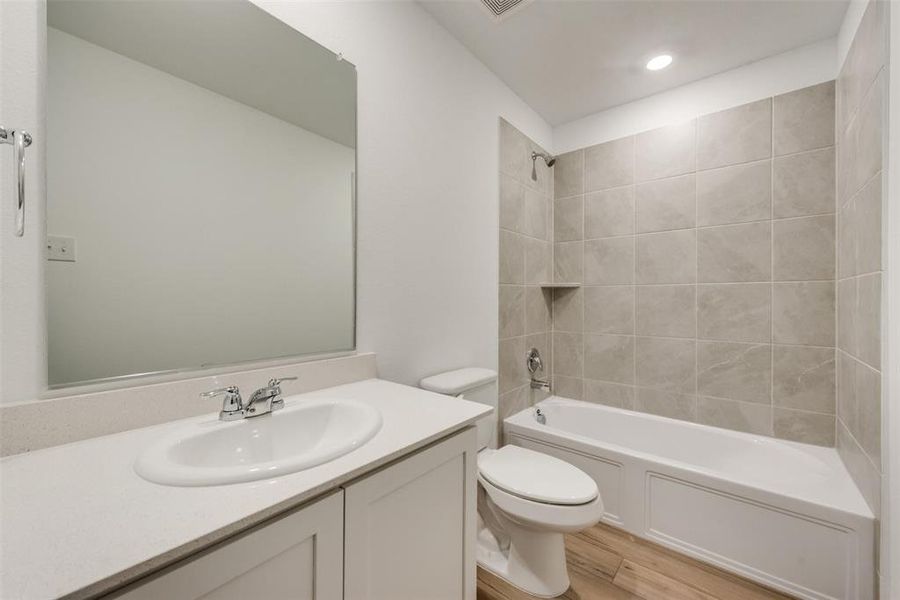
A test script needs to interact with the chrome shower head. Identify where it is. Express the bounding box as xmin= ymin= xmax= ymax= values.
xmin=531 ymin=151 xmax=556 ymax=181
